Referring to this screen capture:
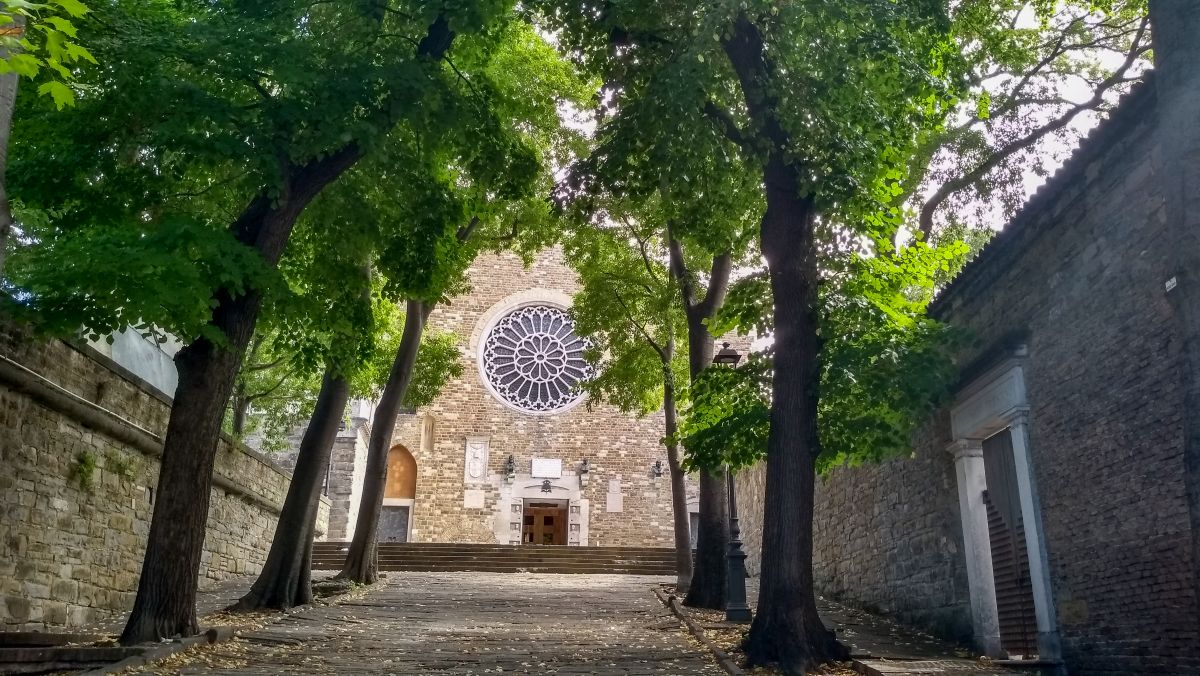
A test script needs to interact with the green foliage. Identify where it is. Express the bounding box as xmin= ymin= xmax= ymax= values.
xmin=678 ymin=354 xmax=771 ymax=472
xmin=912 ymin=0 xmax=1150 ymax=233
xmin=69 ymin=449 xmax=95 ymax=490
xmin=102 ymin=447 xmax=142 ymax=482
xmin=566 ymin=201 xmax=687 ymax=416
xmin=4 ymin=0 xmax=547 ymax=349
xmin=818 ymin=243 xmax=969 ymax=471
xmin=10 ymin=216 xmax=273 ymax=345
xmin=229 ymin=305 xmax=464 ymax=453
xmin=688 ymin=241 xmax=969 ymax=474
xmin=0 ymin=0 xmax=96 ymax=108
xmin=404 ymin=330 xmax=463 ymax=410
